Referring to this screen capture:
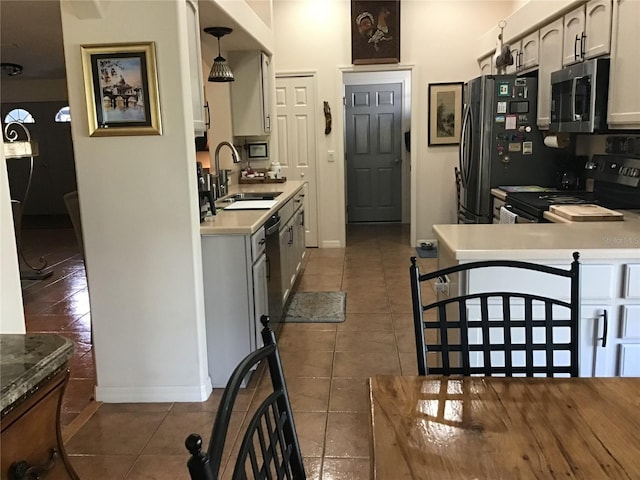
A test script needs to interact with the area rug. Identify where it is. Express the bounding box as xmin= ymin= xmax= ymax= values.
xmin=283 ymin=292 xmax=346 ymax=323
